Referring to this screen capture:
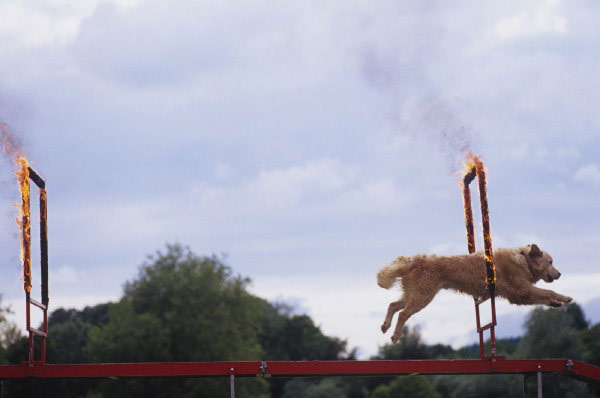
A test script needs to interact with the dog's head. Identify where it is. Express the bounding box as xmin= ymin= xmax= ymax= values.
xmin=522 ymin=244 xmax=562 ymax=283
